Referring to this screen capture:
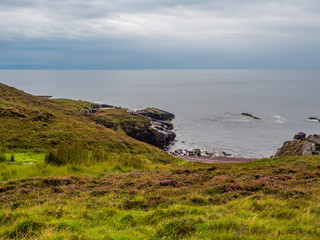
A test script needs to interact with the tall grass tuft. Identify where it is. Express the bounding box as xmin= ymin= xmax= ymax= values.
xmin=45 ymin=143 xmax=91 ymax=165
xmin=45 ymin=142 xmax=151 ymax=168
xmin=7 ymin=219 xmax=44 ymax=238
xmin=0 ymin=152 xmax=6 ymax=162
